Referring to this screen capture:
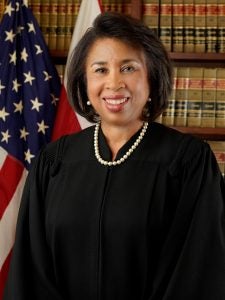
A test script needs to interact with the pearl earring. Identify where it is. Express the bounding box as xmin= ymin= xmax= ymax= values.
xmin=148 ymin=97 xmax=151 ymax=102
xmin=87 ymin=101 xmax=91 ymax=106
